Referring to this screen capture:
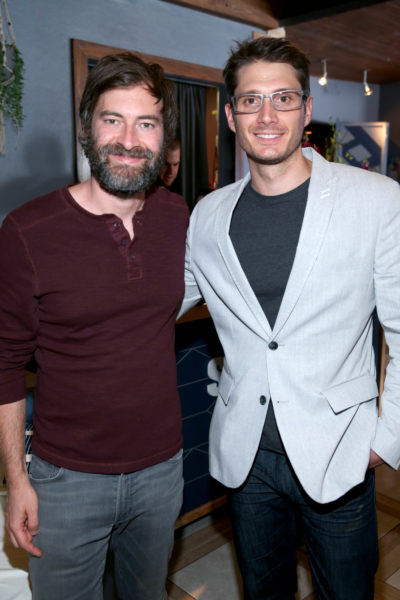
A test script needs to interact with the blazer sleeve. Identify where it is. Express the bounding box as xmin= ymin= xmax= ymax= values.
xmin=372 ymin=179 xmax=400 ymax=469
xmin=177 ymin=212 xmax=203 ymax=320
